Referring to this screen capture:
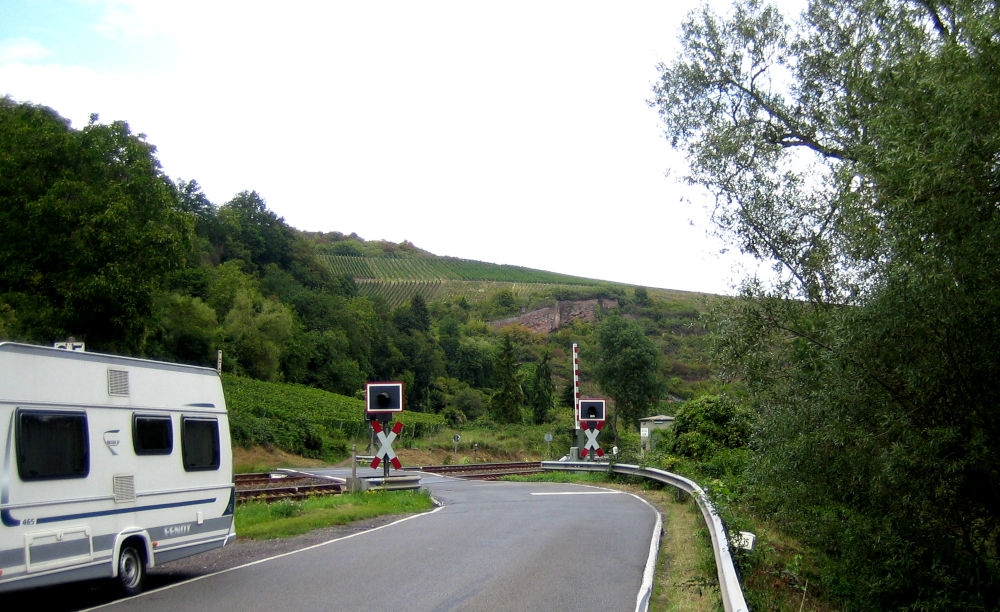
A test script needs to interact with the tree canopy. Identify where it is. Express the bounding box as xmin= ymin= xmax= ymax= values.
xmin=490 ymin=332 xmax=524 ymax=424
xmin=652 ymin=0 xmax=1000 ymax=607
xmin=593 ymin=314 xmax=662 ymax=443
xmin=0 ymin=98 xmax=190 ymax=351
